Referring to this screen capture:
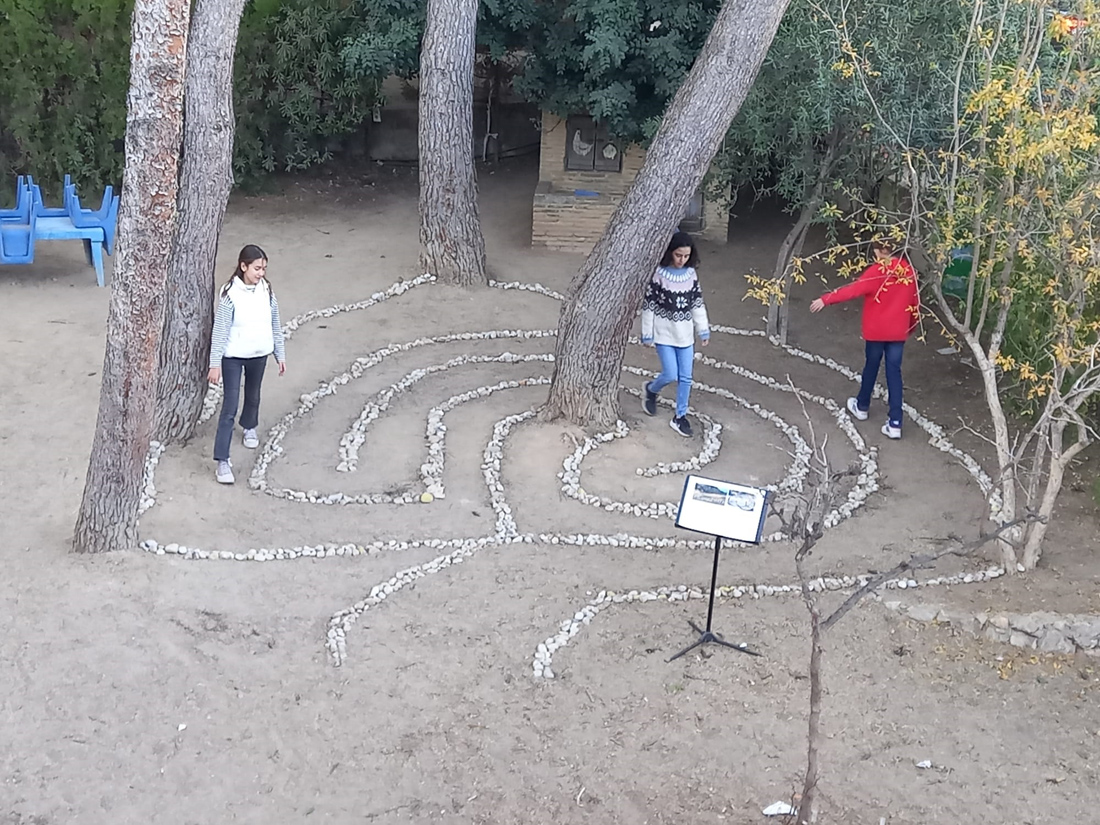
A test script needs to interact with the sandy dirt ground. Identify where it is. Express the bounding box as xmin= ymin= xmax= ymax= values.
xmin=1 ymin=160 xmax=1098 ymax=824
